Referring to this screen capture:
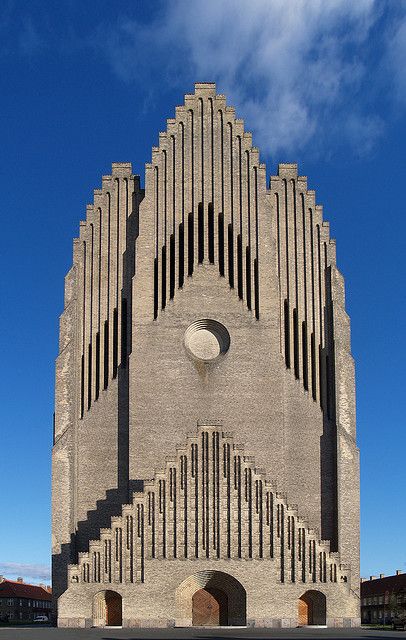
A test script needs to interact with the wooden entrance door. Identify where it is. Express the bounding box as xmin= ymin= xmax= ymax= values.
xmin=105 ymin=591 xmax=122 ymax=626
xmin=192 ymin=587 xmax=228 ymax=626
xmin=298 ymin=596 xmax=312 ymax=625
